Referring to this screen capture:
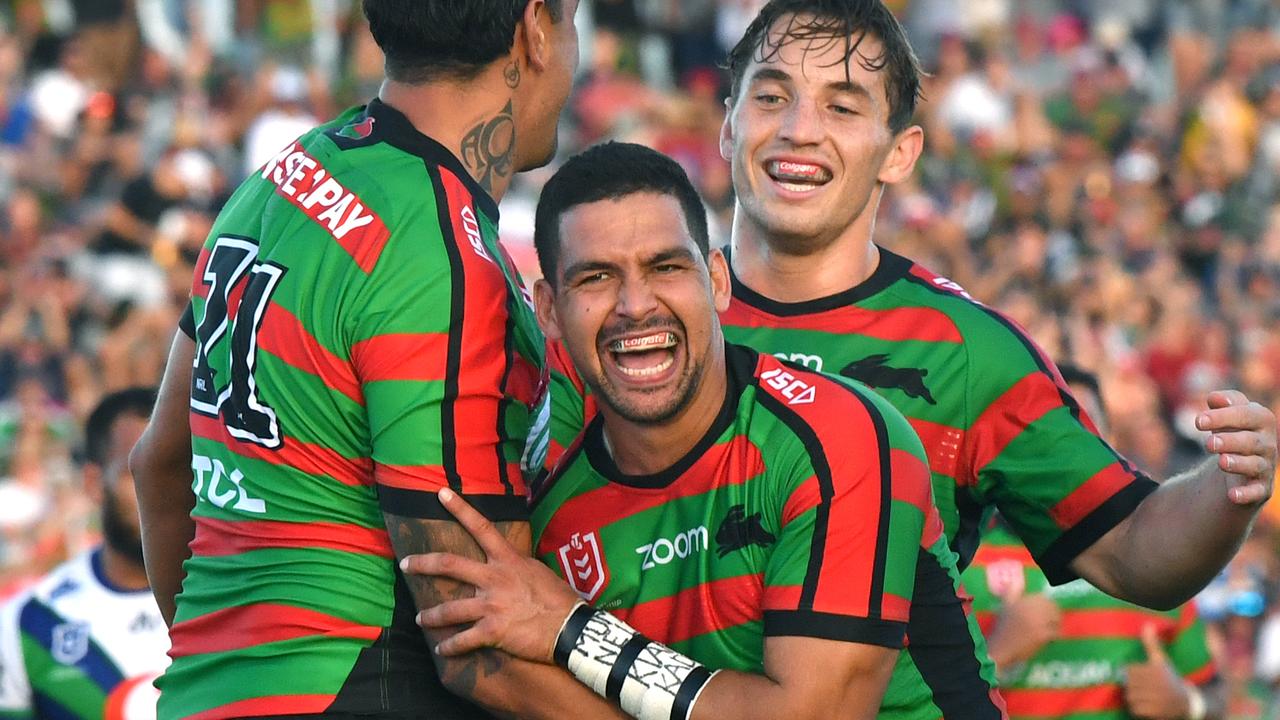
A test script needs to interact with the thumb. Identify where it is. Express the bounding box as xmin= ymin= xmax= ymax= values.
xmin=1140 ymin=623 xmax=1168 ymax=665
